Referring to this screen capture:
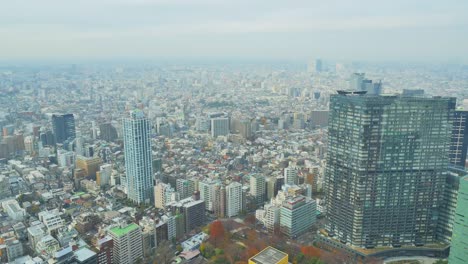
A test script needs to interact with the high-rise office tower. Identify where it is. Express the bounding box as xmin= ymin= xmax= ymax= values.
xmin=280 ymin=196 xmax=317 ymax=238
xmin=211 ymin=117 xmax=229 ymax=137
xmin=349 ymin=73 xmax=382 ymax=95
xmin=447 ymin=175 xmax=468 ymax=264
xmin=109 ymin=223 xmax=143 ymax=264
xmin=52 ymin=114 xmax=76 ymax=144
xmin=250 ymin=174 xmax=266 ymax=206
xmin=315 ymin=59 xmax=323 ymax=72
xmin=123 ymin=110 xmax=154 ymax=204
xmin=325 ymin=92 xmax=455 ymax=248
xmin=450 ymin=110 xmax=468 ymax=168
xmin=307 ymin=59 xmax=323 ymax=73
xmin=349 ymin=73 xmax=365 ymax=91
xmin=99 ymin=123 xmax=118 ymax=142
xmin=226 ymin=182 xmax=243 ymax=217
